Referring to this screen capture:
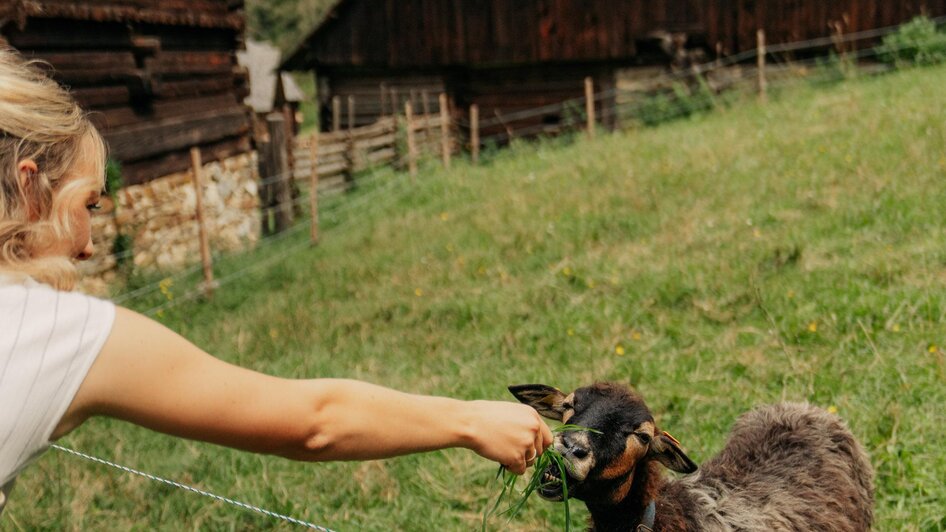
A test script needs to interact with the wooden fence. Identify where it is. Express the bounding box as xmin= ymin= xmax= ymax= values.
xmin=291 ymin=98 xmax=457 ymax=190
